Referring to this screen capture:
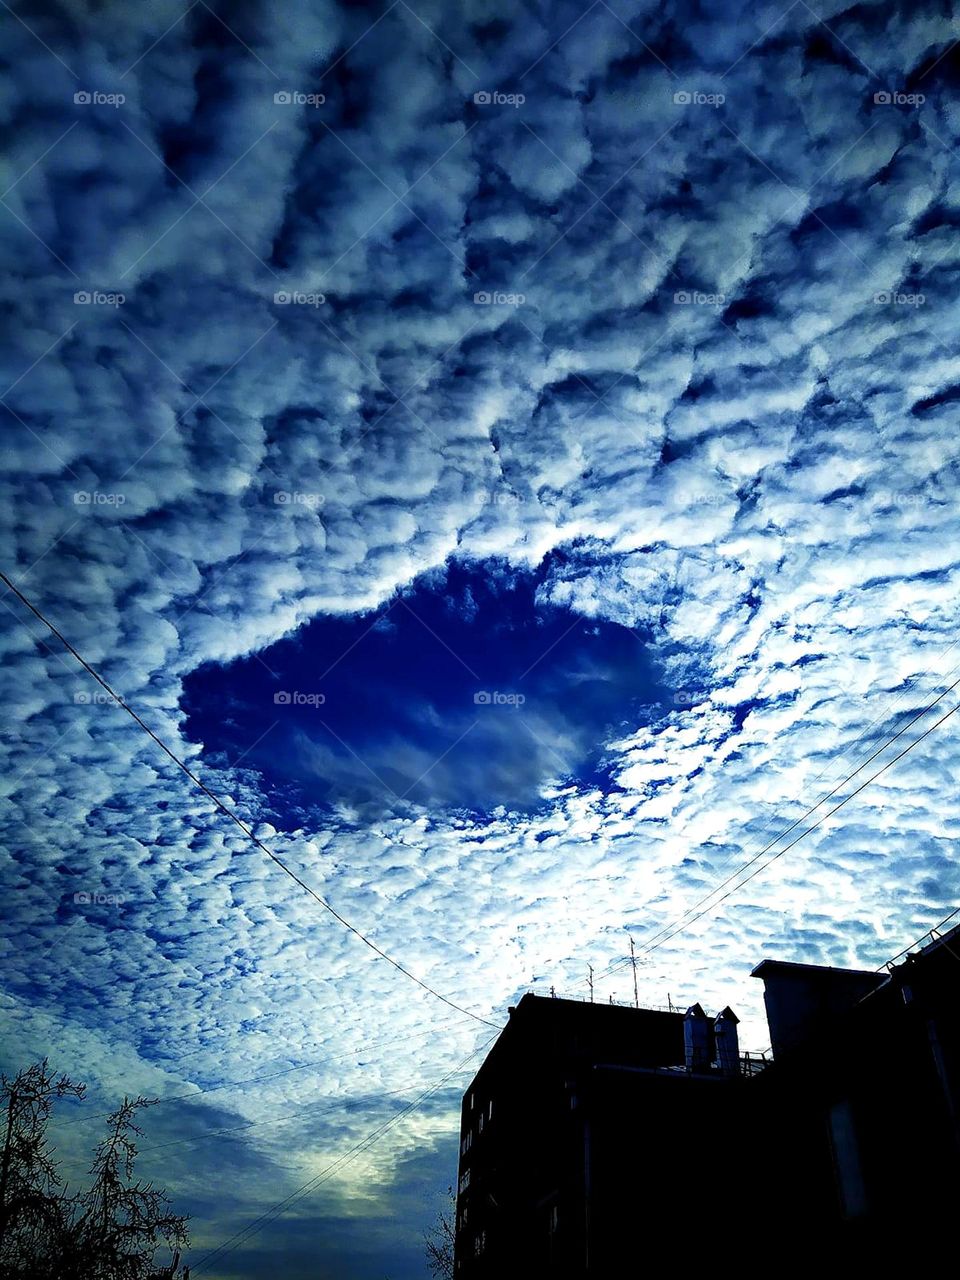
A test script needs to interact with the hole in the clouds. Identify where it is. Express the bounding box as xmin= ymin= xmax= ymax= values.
xmin=182 ymin=559 xmax=665 ymax=819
